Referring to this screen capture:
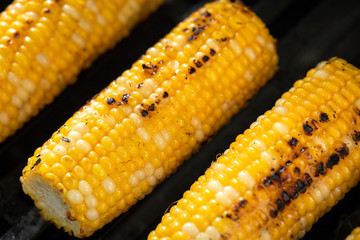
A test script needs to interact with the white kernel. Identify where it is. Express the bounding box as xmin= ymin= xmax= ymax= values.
xmin=297 ymin=230 xmax=306 ymax=239
xmin=250 ymin=139 xmax=266 ymax=151
xmin=167 ymin=60 xmax=179 ymax=70
xmin=223 ymin=186 xmax=239 ymax=200
xmin=78 ymin=180 xmax=92 ymax=196
xmin=85 ymin=195 xmax=98 ymax=208
xmin=318 ymin=182 xmax=331 ymax=200
xmin=40 ymin=78 xmax=50 ymax=89
xmin=207 ymin=180 xmax=223 ymax=192
xmin=67 ymin=189 xmax=83 ymax=204
xmin=273 ymin=122 xmax=289 ymax=135
xmin=85 ymin=209 xmax=99 ymax=221
xmin=205 ymin=226 xmax=220 ymax=240
xmin=313 ymin=69 xmax=330 ymax=79
xmin=17 ymin=109 xmax=26 ymax=122
xmin=173 ymin=35 xmax=187 ymax=50
xmin=154 ymin=133 xmax=167 ymax=150
xmin=256 ymin=35 xmax=266 ymax=46
xmin=86 ymin=0 xmax=98 ymax=12
xmin=63 ymin=4 xmax=81 ymax=20
xmin=71 ymin=33 xmax=85 ymax=49
xmin=139 ymin=78 xmax=158 ymax=97
xmin=154 ymin=167 xmax=164 ymax=179
xmin=238 ymin=170 xmax=256 ymax=189
xmin=147 ymin=176 xmax=157 ymax=186
xmin=76 ymin=139 xmax=91 ymax=154
xmin=261 ymin=151 xmax=276 ymax=168
xmin=35 ymin=53 xmax=50 ymax=68
xmin=161 ymin=130 xmax=171 ymax=142
xmin=355 ymin=98 xmax=360 ymax=111
xmin=206 ymin=38 xmax=220 ymax=52
xmin=260 ymin=230 xmax=271 ymax=240
xmin=23 ymin=79 xmax=36 ymax=93
xmin=229 ymin=39 xmax=242 ymax=55
xmin=212 ymin=163 xmax=226 ymax=172
xmin=310 ymin=187 xmax=323 ymax=204
xmin=342 ymin=136 xmax=355 ymax=151
xmin=191 ymin=117 xmax=202 ymax=129
xmin=316 ymin=60 xmax=328 ymax=69
xmin=249 ymin=121 xmax=259 ymax=129
xmin=0 ymin=112 xmax=10 ymax=125
xmin=275 ymin=98 xmax=285 ymax=106
xmin=244 ymin=69 xmax=254 ymax=82
xmin=195 ymin=130 xmax=205 ymax=142
xmin=8 ymin=72 xmax=20 ymax=85
xmin=101 ymin=177 xmax=116 ymax=194
xmin=146 ymin=47 xmax=160 ymax=57
xmin=97 ymin=14 xmax=106 ymax=26
xmin=17 ymin=87 xmax=29 ymax=102
xmin=130 ymin=113 xmax=143 ymax=127
xmin=144 ymin=163 xmax=154 ymax=177
xmin=73 ymin=122 xmax=89 ymax=134
xmin=135 ymin=170 xmax=146 ymax=181
xmin=299 ymin=217 xmax=307 ymax=229
xmin=39 ymin=149 xmax=50 ymax=158
xmin=53 ymin=144 xmax=67 ymax=156
xmin=289 ymin=87 xmax=295 ymax=92
xmin=25 ymin=11 xmax=39 ymax=21
xmin=78 ymin=19 xmax=92 ymax=32
xmin=11 ymin=95 xmax=22 ymax=107
xmin=244 ymin=47 xmax=256 ymax=61
xmin=129 ymin=175 xmax=139 ymax=187
xmin=68 ymin=131 xmax=82 ymax=142
xmin=196 ymin=233 xmax=210 ymax=240
xmin=182 ymin=222 xmax=199 ymax=237
xmin=137 ymin=127 xmax=150 ymax=142
xmin=215 ymin=191 xmax=232 ymax=207
xmin=313 ymin=136 xmax=328 ymax=153
xmin=273 ymin=106 xmax=288 ymax=115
